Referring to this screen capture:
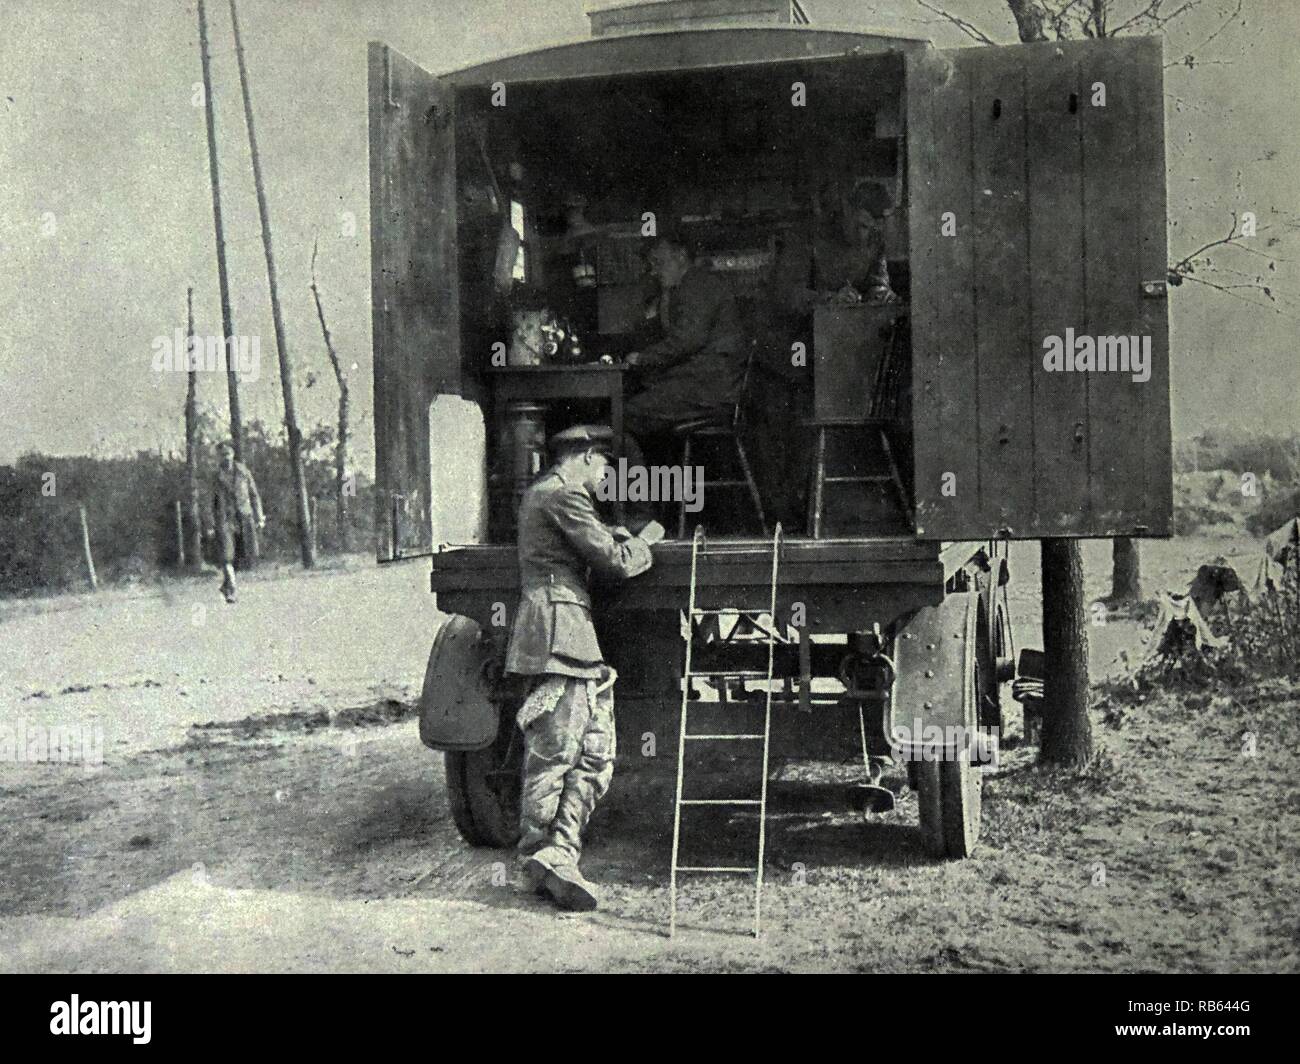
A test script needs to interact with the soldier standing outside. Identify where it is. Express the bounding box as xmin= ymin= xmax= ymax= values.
xmin=211 ymin=440 xmax=265 ymax=603
xmin=506 ymin=425 xmax=661 ymax=911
